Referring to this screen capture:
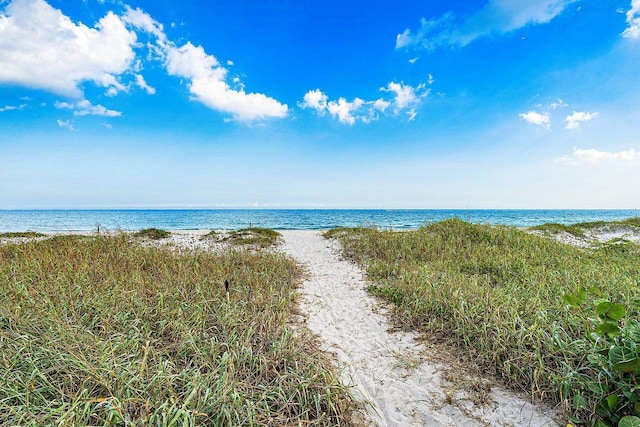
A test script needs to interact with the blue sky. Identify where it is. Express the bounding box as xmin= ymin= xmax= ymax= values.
xmin=1 ymin=0 xmax=639 ymax=209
